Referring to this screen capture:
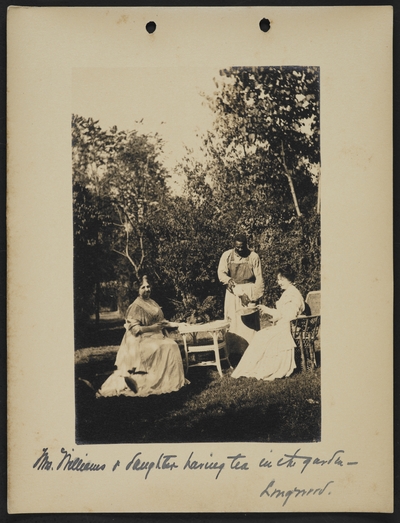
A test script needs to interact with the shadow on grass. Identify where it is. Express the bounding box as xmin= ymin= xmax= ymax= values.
xmin=75 ymin=316 xmax=321 ymax=444
xmin=74 ymin=317 xmax=125 ymax=350
xmin=75 ymin=364 xmax=321 ymax=444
